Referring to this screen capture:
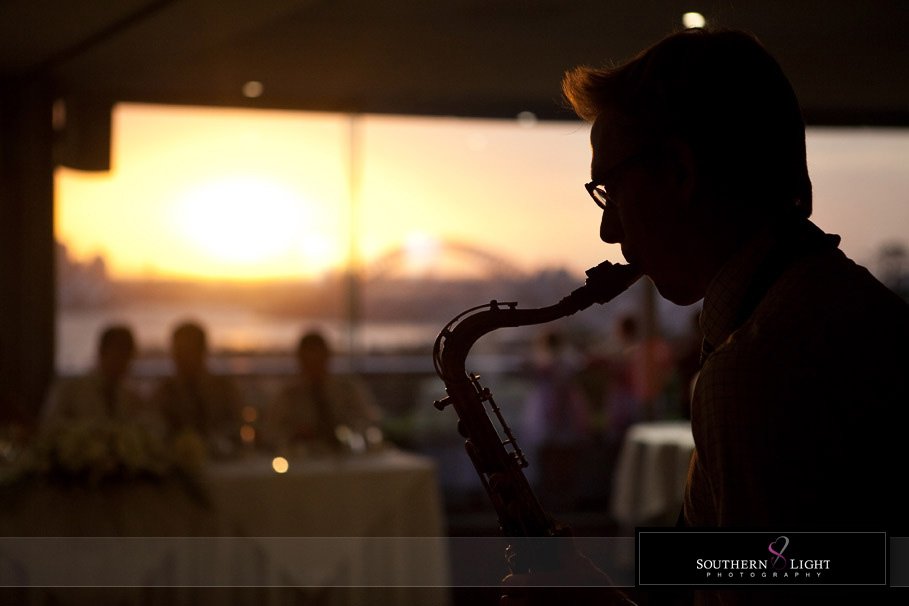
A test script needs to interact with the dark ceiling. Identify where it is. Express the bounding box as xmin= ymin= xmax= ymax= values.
xmin=3 ymin=0 xmax=908 ymax=125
